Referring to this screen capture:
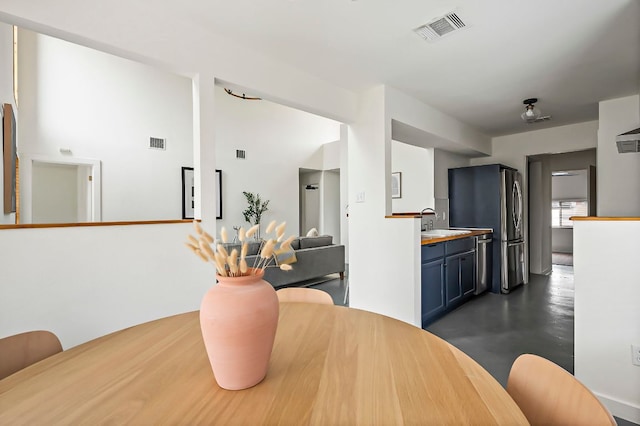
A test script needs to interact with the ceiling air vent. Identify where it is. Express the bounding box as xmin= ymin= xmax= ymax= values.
xmin=236 ymin=149 xmax=246 ymax=159
xmin=414 ymin=12 xmax=467 ymax=42
xmin=149 ymin=137 xmax=166 ymax=150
